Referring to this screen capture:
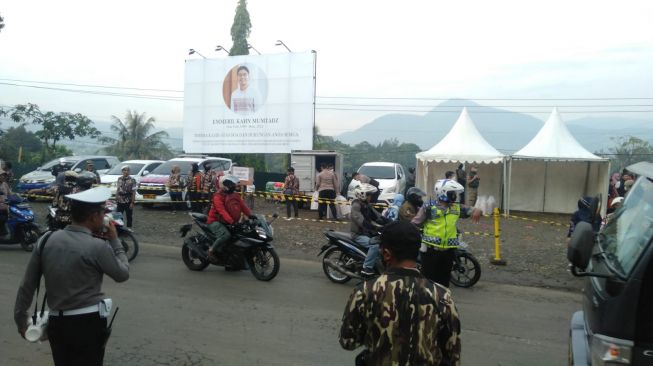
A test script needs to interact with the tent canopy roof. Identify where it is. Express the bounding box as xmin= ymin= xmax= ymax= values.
xmin=512 ymin=108 xmax=606 ymax=161
xmin=416 ymin=108 xmax=505 ymax=164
